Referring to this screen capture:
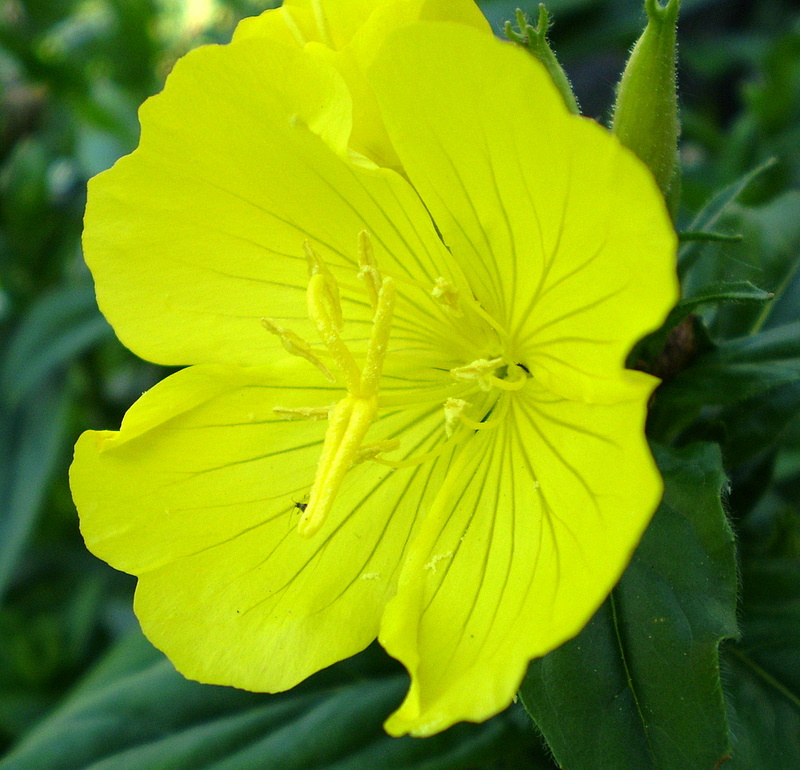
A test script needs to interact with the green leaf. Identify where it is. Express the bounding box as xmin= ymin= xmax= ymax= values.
xmin=656 ymin=321 xmax=800 ymax=412
xmin=679 ymin=158 xmax=777 ymax=275
xmin=723 ymin=559 xmax=800 ymax=768
xmin=713 ymin=381 xmax=800 ymax=468
xmin=520 ymin=443 xmax=738 ymax=770
xmin=0 ymin=140 xmax=51 ymax=259
xmin=0 ymin=377 xmax=71 ymax=603
xmin=0 ymin=632 xmax=540 ymax=770
xmin=0 ymin=285 xmax=112 ymax=408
